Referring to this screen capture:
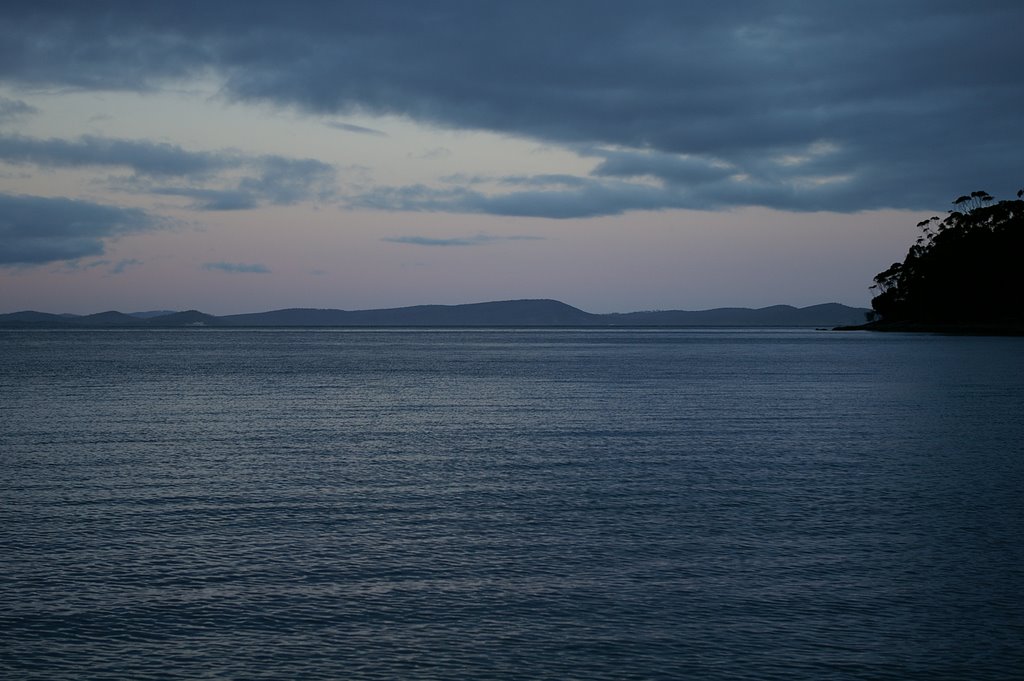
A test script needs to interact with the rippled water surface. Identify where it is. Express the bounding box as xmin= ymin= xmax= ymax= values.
xmin=2 ymin=328 xmax=1023 ymax=679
